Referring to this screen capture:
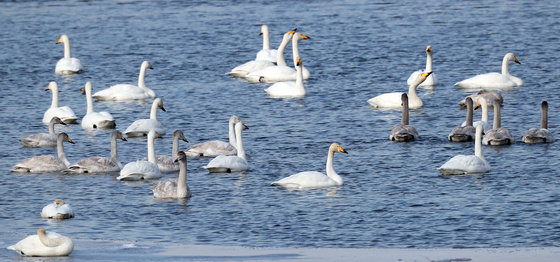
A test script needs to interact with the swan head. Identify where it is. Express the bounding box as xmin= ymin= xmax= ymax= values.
xmin=49 ymin=117 xmax=66 ymax=126
xmin=54 ymin=199 xmax=65 ymax=206
xmin=412 ymin=72 xmax=432 ymax=86
xmin=174 ymin=130 xmax=189 ymax=143
xmin=296 ymin=57 xmax=302 ymax=67
xmin=46 ymin=81 xmax=58 ymax=92
xmin=294 ymin=32 xmax=310 ymax=41
xmin=174 ymin=151 xmax=187 ymax=163
xmin=236 ymin=118 xmax=249 ymax=130
xmin=260 ymin=24 xmax=268 ymax=35
xmin=426 ymin=45 xmax=432 ymax=53
xmin=58 ymin=133 xmax=75 ymax=144
xmin=330 ymin=143 xmax=348 ymax=154
xmin=142 ymin=61 xmax=154 ymax=70
xmin=112 ymin=130 xmax=127 ymax=141
xmin=229 ymin=115 xmax=241 ymax=124
xmin=56 ymin=34 xmax=68 ymax=44
xmin=154 ymin=98 xmax=166 ymax=112
xmin=505 ymin=53 xmax=521 ymax=64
